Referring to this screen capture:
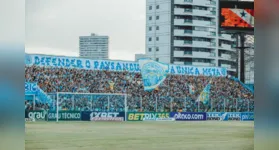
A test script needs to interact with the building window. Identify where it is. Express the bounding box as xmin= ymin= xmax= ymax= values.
xmin=156 ymin=47 xmax=159 ymax=51
xmin=149 ymin=37 xmax=152 ymax=41
xmin=156 ymin=37 xmax=159 ymax=41
xmin=148 ymin=48 xmax=152 ymax=52
xmin=156 ymin=58 xmax=159 ymax=61
xmin=156 ymin=26 xmax=159 ymax=30
xmin=149 ymin=6 xmax=152 ymax=10
xmin=149 ymin=27 xmax=152 ymax=31
xmin=156 ymin=16 xmax=160 ymax=20
xmin=156 ymin=5 xmax=159 ymax=9
xmin=149 ymin=16 xmax=152 ymax=20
